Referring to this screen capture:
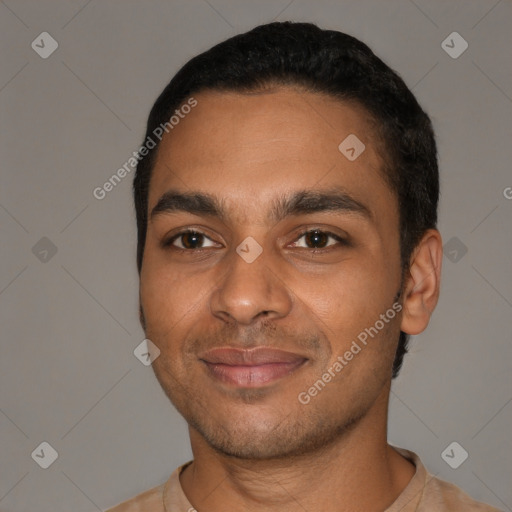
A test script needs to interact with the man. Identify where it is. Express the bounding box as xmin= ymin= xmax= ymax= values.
xmin=107 ymin=21 xmax=499 ymax=511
